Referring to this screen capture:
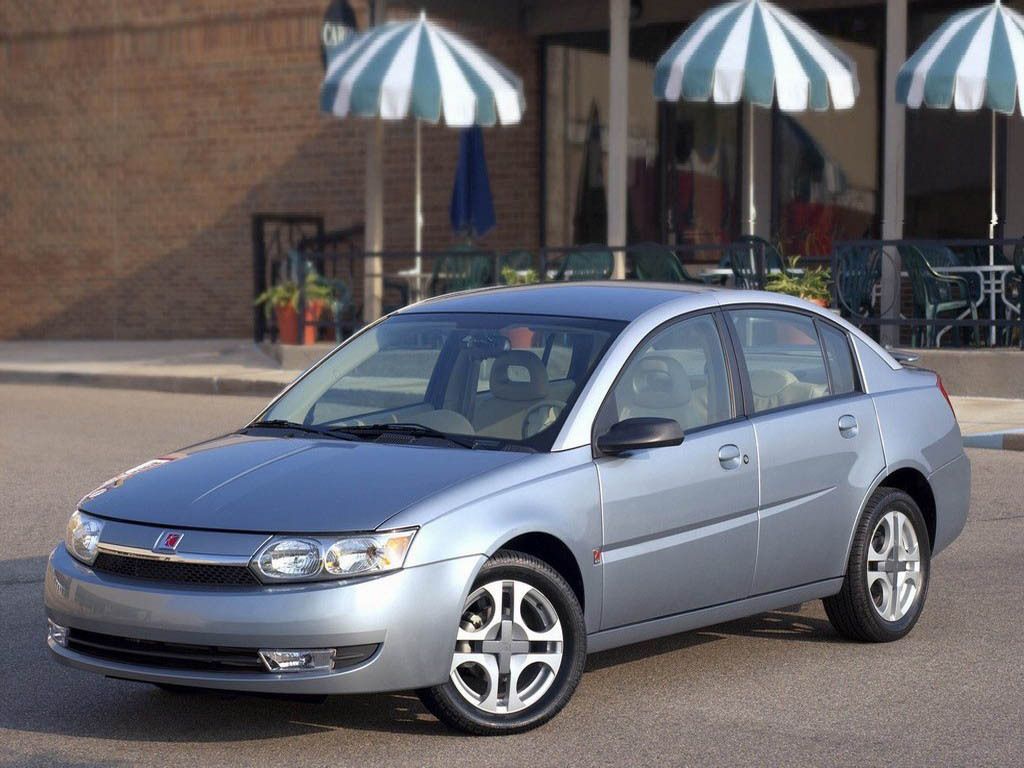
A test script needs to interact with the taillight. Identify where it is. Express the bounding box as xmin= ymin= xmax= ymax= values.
xmin=936 ymin=374 xmax=956 ymax=418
